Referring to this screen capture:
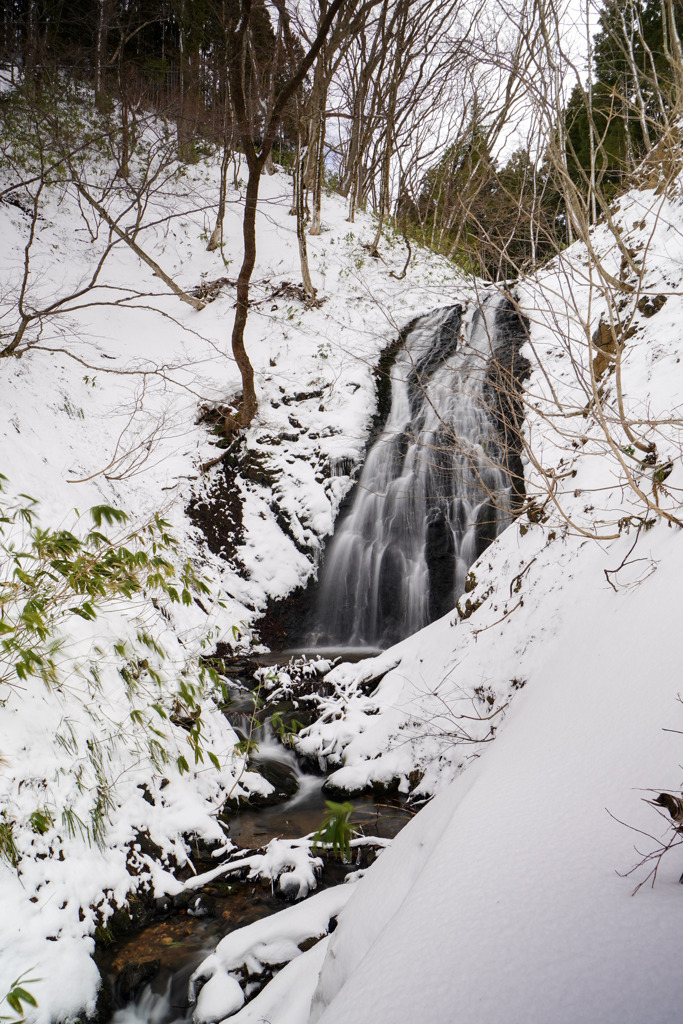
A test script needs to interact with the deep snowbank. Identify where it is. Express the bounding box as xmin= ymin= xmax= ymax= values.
xmin=310 ymin=525 xmax=683 ymax=1024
